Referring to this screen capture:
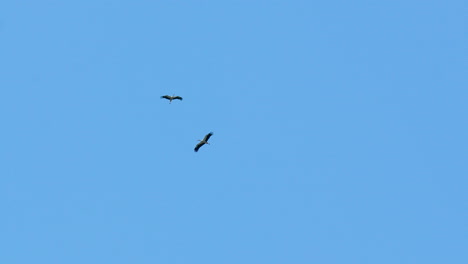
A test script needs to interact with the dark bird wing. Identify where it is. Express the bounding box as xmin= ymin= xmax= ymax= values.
xmin=161 ymin=95 xmax=171 ymax=100
xmin=194 ymin=142 xmax=204 ymax=152
xmin=173 ymin=96 xmax=183 ymax=100
xmin=203 ymin=132 xmax=213 ymax=142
